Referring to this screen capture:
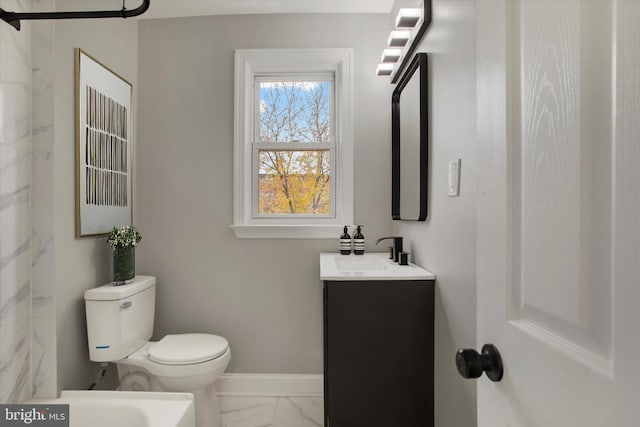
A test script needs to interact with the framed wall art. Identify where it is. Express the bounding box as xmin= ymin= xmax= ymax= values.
xmin=75 ymin=48 xmax=133 ymax=237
